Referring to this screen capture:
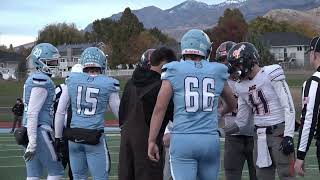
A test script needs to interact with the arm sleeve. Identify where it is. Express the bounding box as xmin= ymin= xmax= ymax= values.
xmin=271 ymin=80 xmax=295 ymax=137
xmin=297 ymin=78 xmax=320 ymax=160
xmin=54 ymin=85 xmax=70 ymax=138
xmin=27 ymin=87 xmax=48 ymax=147
xmin=108 ymin=92 xmax=120 ymax=120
